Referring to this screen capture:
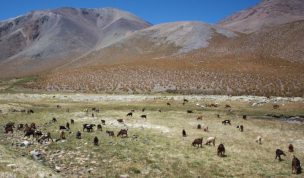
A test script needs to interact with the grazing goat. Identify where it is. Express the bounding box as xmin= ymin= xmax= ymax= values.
xmin=106 ymin=130 xmax=114 ymax=137
xmin=182 ymin=129 xmax=187 ymax=137
xmin=117 ymin=119 xmax=124 ymax=123
xmin=83 ymin=124 xmax=96 ymax=132
xmin=222 ymin=120 xmax=231 ymax=125
xmin=24 ymin=129 xmax=35 ymax=137
xmin=66 ymin=122 xmax=70 ymax=130
xmin=5 ymin=126 xmax=14 ymax=134
xmin=17 ymin=124 xmax=24 ymax=131
xmin=225 ymin=104 xmax=231 ymax=108
xmin=60 ymin=131 xmax=66 ymax=140
xmin=197 ymin=124 xmax=202 ymax=129
xmin=71 ymin=119 xmax=74 ymax=124
xmin=38 ymin=132 xmax=53 ymax=143
xmin=76 ymin=131 xmax=81 ymax=139
xmin=59 ymin=126 xmax=67 ymax=130
xmin=203 ymin=126 xmax=208 ymax=132
xmin=126 ymin=112 xmax=133 ymax=117
xmin=217 ymin=144 xmax=225 ymax=157
xmin=205 ymin=137 xmax=216 ymax=146
xmin=97 ymin=124 xmax=102 ymax=131
xmin=273 ymin=104 xmax=280 ymax=109
xmin=192 ymin=138 xmax=203 ymax=148
xmin=93 ymin=136 xmax=99 ymax=146
xmin=117 ymin=129 xmax=128 ymax=138
xmin=236 ymin=125 xmax=244 ymax=132
xmin=292 ymin=155 xmax=302 ymax=174
xmin=242 ymin=115 xmax=247 ymax=119
xmin=289 ymin=144 xmax=294 ymax=152
xmin=187 ymin=110 xmax=193 ymax=113
xmin=52 ymin=118 xmax=57 ymax=122
xmin=275 ymin=149 xmax=286 ymax=161
xmin=142 ymin=108 xmax=145 ymax=112
xmin=101 ymin=120 xmax=106 ymax=125
xmin=141 ymin=115 xmax=147 ymax=119
xmin=167 ymin=102 xmax=171 ymax=106
xmin=197 ymin=116 xmax=203 ymax=120
xmin=216 ymin=114 xmax=220 ymax=118
xmin=255 ymin=136 xmax=262 ymax=144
